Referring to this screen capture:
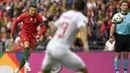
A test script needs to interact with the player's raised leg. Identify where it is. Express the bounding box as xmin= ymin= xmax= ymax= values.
xmin=41 ymin=53 xmax=58 ymax=73
xmin=14 ymin=41 xmax=31 ymax=73
xmin=61 ymin=51 xmax=88 ymax=73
